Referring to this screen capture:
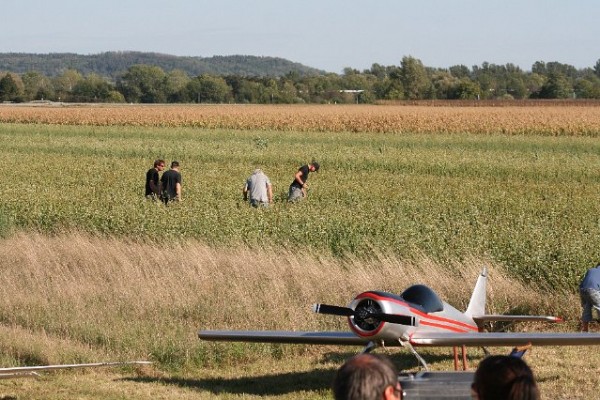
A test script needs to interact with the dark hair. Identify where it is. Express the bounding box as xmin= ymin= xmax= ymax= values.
xmin=472 ymin=355 xmax=539 ymax=400
xmin=153 ymin=159 xmax=165 ymax=168
xmin=311 ymin=162 xmax=320 ymax=171
xmin=171 ymin=161 xmax=180 ymax=168
xmin=332 ymin=354 xmax=399 ymax=400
